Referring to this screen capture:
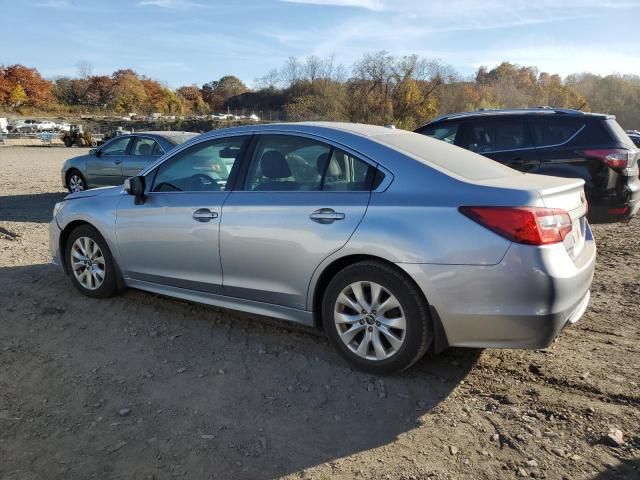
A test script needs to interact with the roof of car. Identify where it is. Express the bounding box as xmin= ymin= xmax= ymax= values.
xmin=422 ymin=108 xmax=612 ymax=126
